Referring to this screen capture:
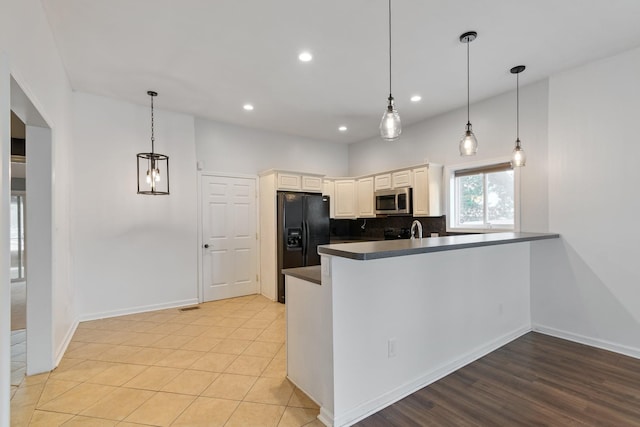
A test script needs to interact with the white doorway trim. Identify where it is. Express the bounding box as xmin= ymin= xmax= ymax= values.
xmin=25 ymin=124 xmax=53 ymax=374
xmin=197 ymin=171 xmax=260 ymax=303
xmin=9 ymin=71 xmax=56 ymax=375
xmin=1 ymin=50 xmax=12 ymax=427
xmin=1 ymin=53 xmax=60 ymax=427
